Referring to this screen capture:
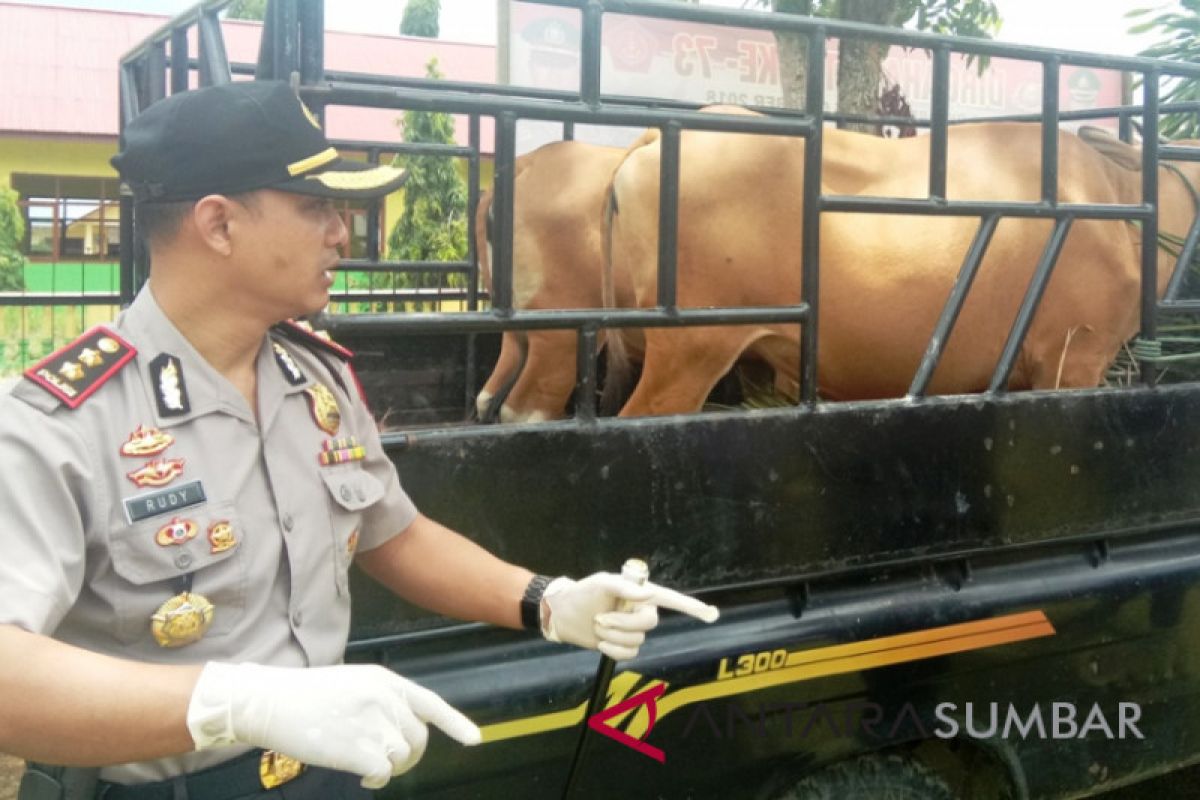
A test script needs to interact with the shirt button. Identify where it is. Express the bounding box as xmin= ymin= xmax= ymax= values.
xmin=291 ymin=609 xmax=303 ymax=627
xmin=174 ymin=552 xmax=193 ymax=569
xmin=281 ymin=513 xmax=294 ymax=531
xmin=339 ymin=485 xmax=352 ymax=502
